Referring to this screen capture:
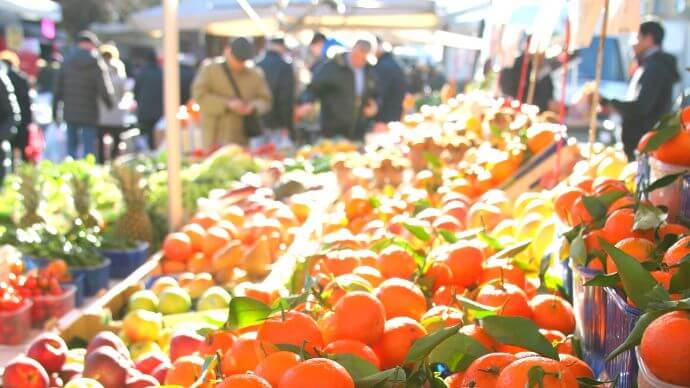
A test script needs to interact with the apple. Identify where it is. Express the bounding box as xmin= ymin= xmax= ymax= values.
xmin=157 ymin=287 xmax=191 ymax=315
xmin=86 ymin=332 xmax=130 ymax=359
xmin=134 ymin=352 xmax=168 ymax=375
xmin=49 ymin=373 xmax=63 ymax=387
xmin=83 ymin=347 xmax=128 ymax=388
xmin=58 ymin=363 xmax=83 ymax=383
xmin=128 ymin=341 xmax=162 ymax=362
xmin=65 ymin=349 xmax=86 ymax=365
xmin=26 ymin=333 xmax=68 ymax=374
xmin=3 ymin=356 xmax=50 ymax=388
xmin=125 ymin=373 xmax=158 ymax=388
xmin=150 ymin=277 xmax=179 ymax=295
xmin=197 ymin=286 xmax=231 ymax=311
xmin=122 ymin=310 xmax=163 ymax=343
xmin=63 ymin=378 xmax=104 ymax=388
xmin=127 ymin=290 xmax=158 ymax=312
xmin=150 ymin=363 xmax=170 ymax=384
xmin=168 ymin=330 xmax=203 ymax=362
